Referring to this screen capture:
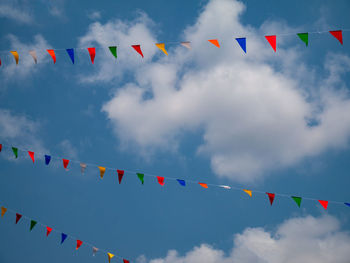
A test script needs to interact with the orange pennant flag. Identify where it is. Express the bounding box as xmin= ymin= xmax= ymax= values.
xmin=99 ymin=166 xmax=106 ymax=179
xmin=10 ymin=51 xmax=19 ymax=65
xmin=198 ymin=182 xmax=208 ymax=188
xmin=208 ymin=39 xmax=220 ymax=48
xmin=108 ymin=253 xmax=115 ymax=263
xmin=243 ymin=189 xmax=252 ymax=197
xmin=1 ymin=206 xmax=7 ymax=217
xmin=47 ymin=49 xmax=56 ymax=64
xmin=155 ymin=43 xmax=168 ymax=55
